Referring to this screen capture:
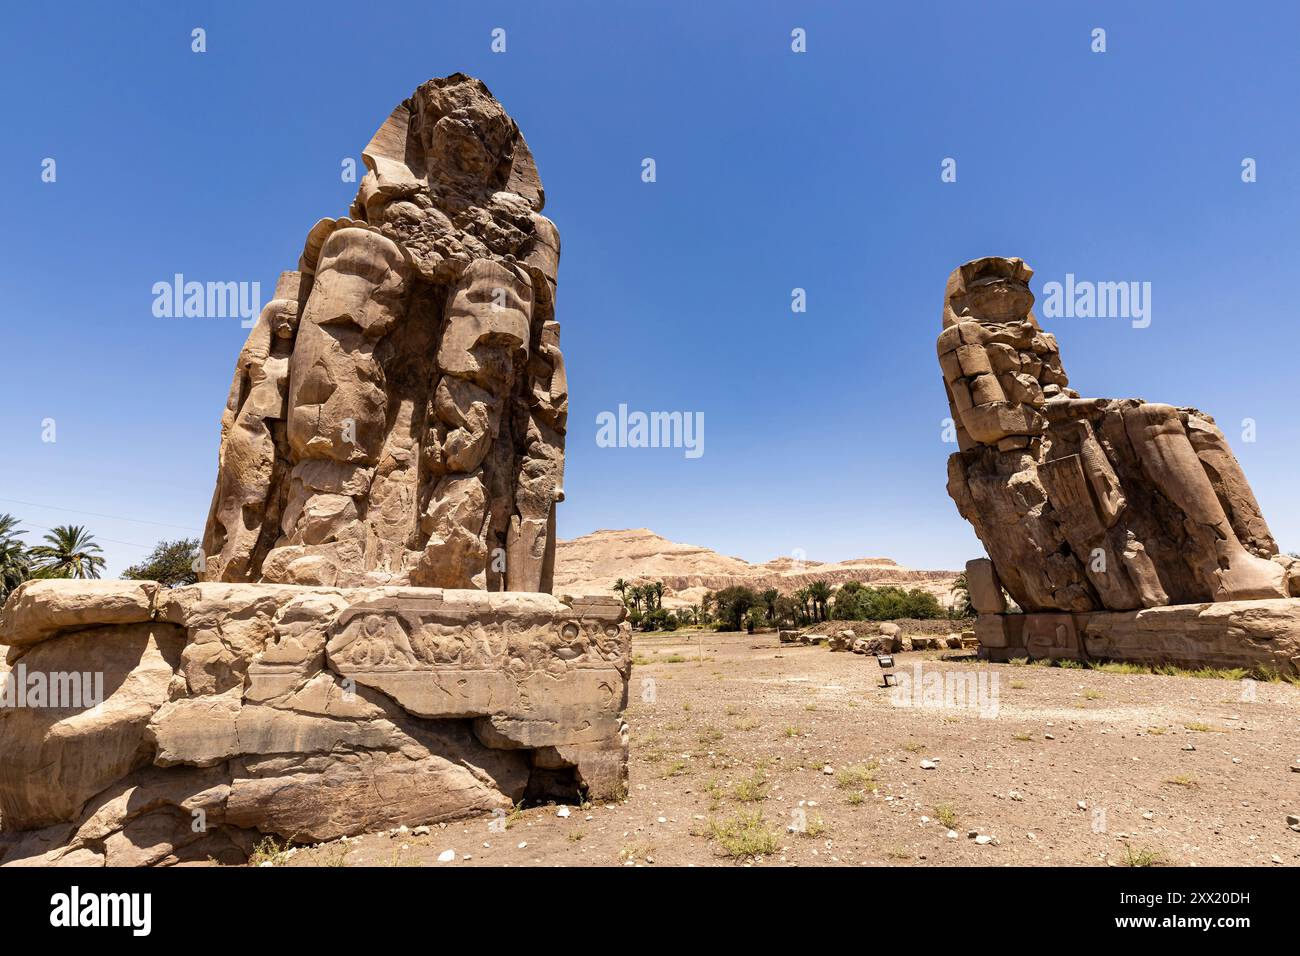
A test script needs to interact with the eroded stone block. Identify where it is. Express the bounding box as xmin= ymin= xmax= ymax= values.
xmin=0 ymin=580 xmax=629 ymax=866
